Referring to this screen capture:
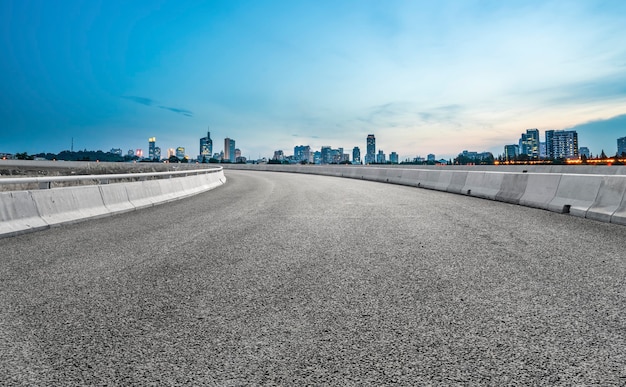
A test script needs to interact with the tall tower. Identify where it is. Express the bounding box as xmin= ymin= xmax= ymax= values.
xmin=366 ymin=134 xmax=376 ymax=164
xmin=200 ymin=130 xmax=213 ymax=161
xmin=148 ymin=137 xmax=156 ymax=160
xmin=224 ymin=138 xmax=236 ymax=162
